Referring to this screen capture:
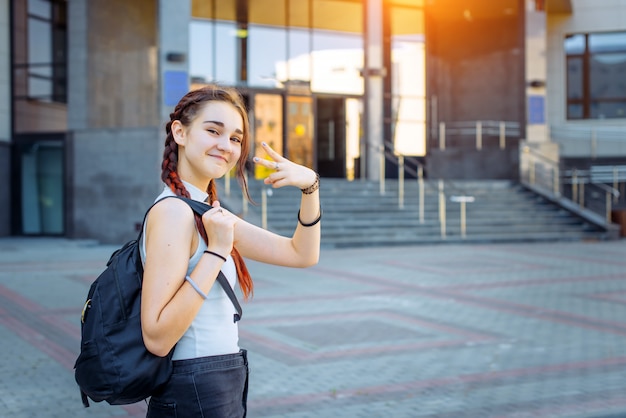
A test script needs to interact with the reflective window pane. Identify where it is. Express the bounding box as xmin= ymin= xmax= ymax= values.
xmin=590 ymin=101 xmax=626 ymax=119
xmin=28 ymin=19 xmax=52 ymax=71
xmin=28 ymin=76 xmax=52 ymax=100
xmin=392 ymin=6 xmax=425 ymax=156
xmin=565 ymin=31 xmax=626 ymax=120
xmin=289 ymin=0 xmax=309 ymax=27
xmin=214 ymin=22 xmax=238 ymax=84
xmin=564 ymin=34 xmax=585 ymax=54
xmin=189 ymin=21 xmax=214 ymax=84
xmin=28 ymin=0 xmax=51 ymax=19
xmin=590 ymin=53 xmax=626 ymax=99
xmin=566 ymin=57 xmax=583 ymax=100
xmin=567 ymin=104 xmax=583 ymax=119
xmin=589 ymin=32 xmax=626 ymax=53
xmin=248 ymin=25 xmax=287 ymax=87
xmin=249 ymin=0 xmax=286 ymax=26
xmin=287 ymin=28 xmax=311 ymax=82
xmin=192 ymin=0 xmax=215 ymax=19
xmin=310 ymin=0 xmax=363 ymax=94
xmin=253 ymin=94 xmax=283 ymax=179
xmin=311 ymin=30 xmax=363 ymax=94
